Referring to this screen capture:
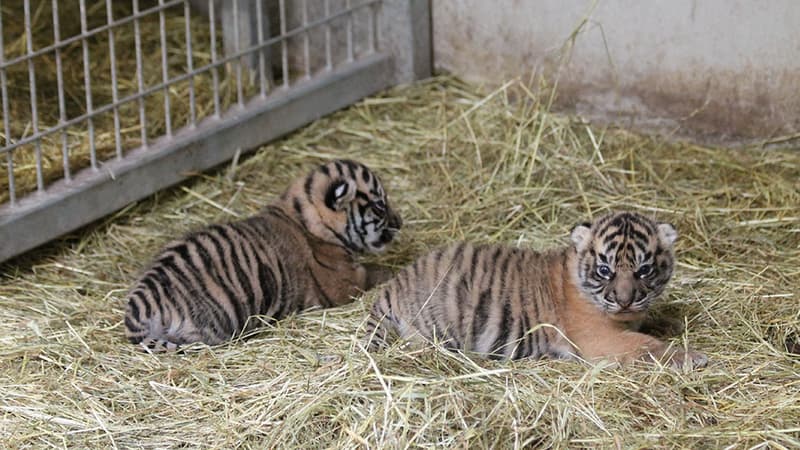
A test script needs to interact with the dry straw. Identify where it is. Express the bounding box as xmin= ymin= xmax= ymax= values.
xmin=2 ymin=3 xmax=800 ymax=450
xmin=2 ymin=74 xmax=798 ymax=448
